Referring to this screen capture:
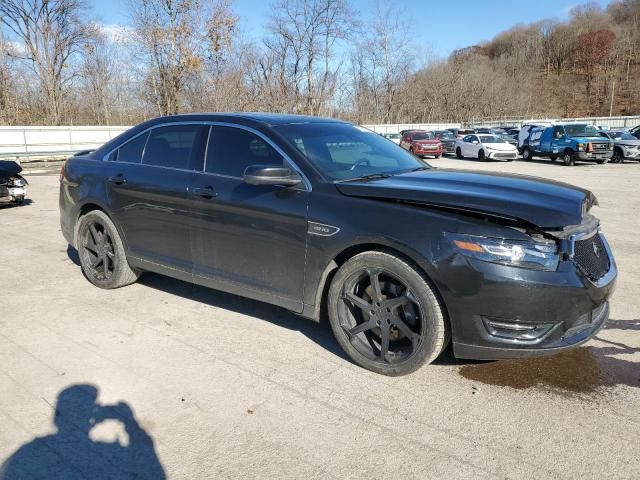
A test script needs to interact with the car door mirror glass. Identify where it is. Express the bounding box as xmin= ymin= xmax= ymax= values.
xmin=243 ymin=165 xmax=302 ymax=187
